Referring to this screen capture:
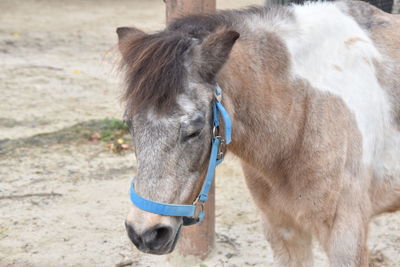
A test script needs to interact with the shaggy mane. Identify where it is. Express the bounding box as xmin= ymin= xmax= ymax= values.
xmin=120 ymin=31 xmax=193 ymax=115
